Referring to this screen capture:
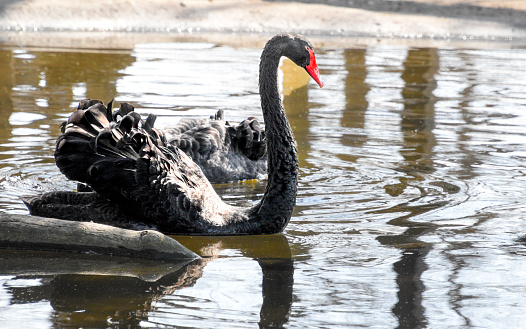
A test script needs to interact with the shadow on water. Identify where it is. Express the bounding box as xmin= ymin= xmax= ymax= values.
xmin=1 ymin=235 xmax=293 ymax=329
